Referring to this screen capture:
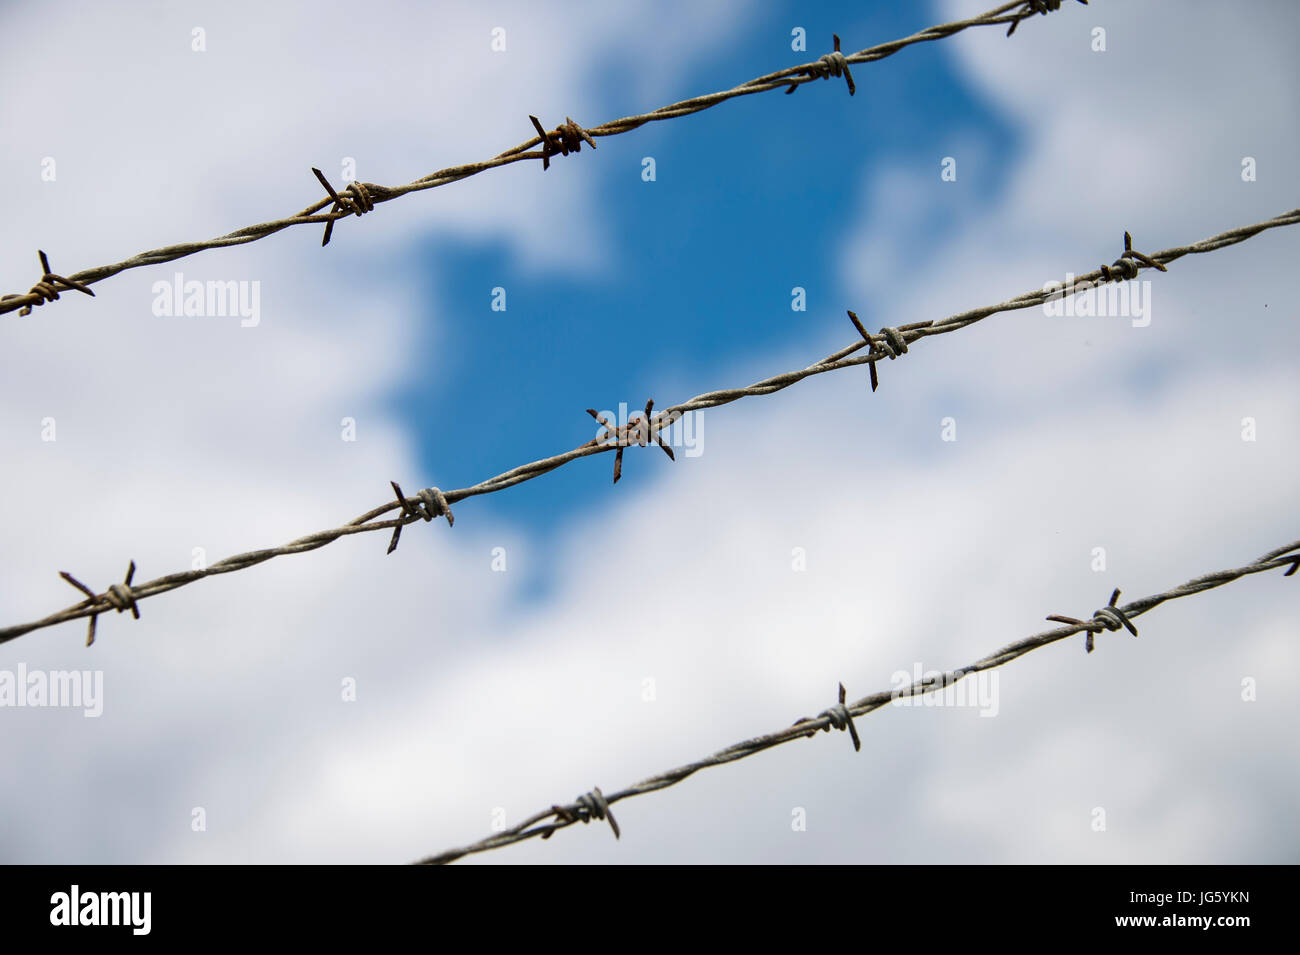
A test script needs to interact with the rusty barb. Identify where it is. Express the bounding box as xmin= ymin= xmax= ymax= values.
xmin=587 ymin=400 xmax=676 ymax=484
xmin=1047 ymin=587 xmax=1138 ymax=654
xmin=788 ymin=34 xmax=856 ymax=96
xmin=58 ymin=561 xmax=140 ymax=647
xmin=529 ymin=115 xmax=596 ymax=171
xmin=386 ymin=481 xmax=454 ymax=555
xmin=1007 ymin=0 xmax=1088 ymax=37
xmin=847 ymin=310 xmax=911 ymax=393
xmin=311 ymin=167 xmax=377 ymax=246
xmin=1100 ymin=231 xmax=1168 ymax=282
xmin=0 ymin=250 xmax=95 ymax=316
